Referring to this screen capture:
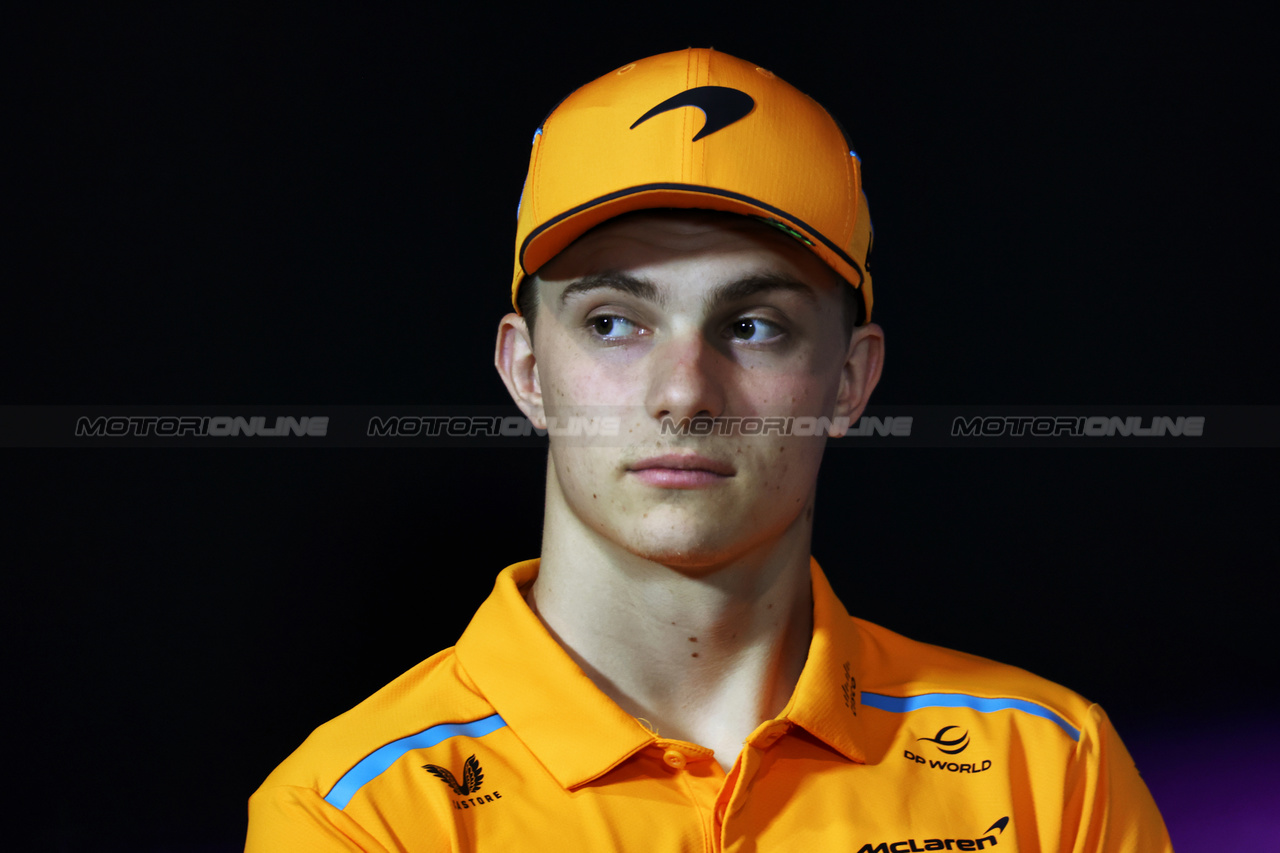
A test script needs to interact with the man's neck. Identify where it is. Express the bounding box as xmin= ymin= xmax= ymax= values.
xmin=528 ymin=484 xmax=815 ymax=772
